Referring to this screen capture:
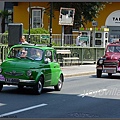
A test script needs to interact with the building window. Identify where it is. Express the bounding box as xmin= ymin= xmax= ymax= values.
xmin=31 ymin=8 xmax=42 ymax=28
